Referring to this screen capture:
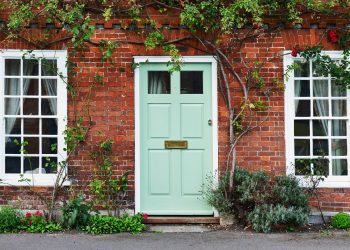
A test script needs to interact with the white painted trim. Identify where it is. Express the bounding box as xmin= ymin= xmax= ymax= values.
xmin=284 ymin=50 xmax=350 ymax=187
xmin=0 ymin=50 xmax=68 ymax=186
xmin=133 ymin=56 xmax=219 ymax=216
